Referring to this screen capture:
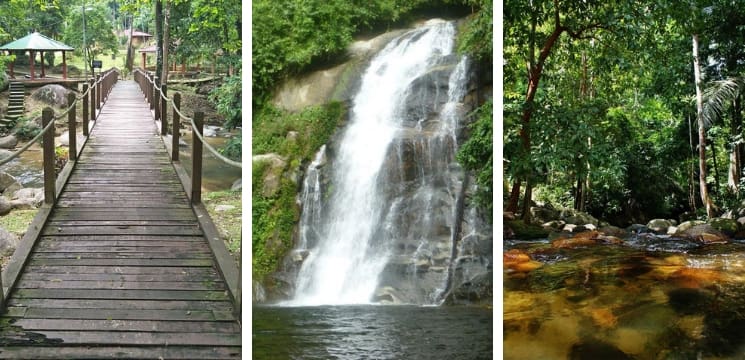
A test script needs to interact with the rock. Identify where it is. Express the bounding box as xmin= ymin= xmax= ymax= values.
xmin=32 ymin=84 xmax=72 ymax=107
xmin=669 ymin=268 xmax=723 ymax=289
xmin=599 ymin=225 xmax=627 ymax=238
xmin=541 ymin=220 xmax=565 ymax=231
xmin=627 ymin=223 xmax=650 ymax=233
xmin=503 ymin=249 xmax=542 ymax=273
xmin=286 ymin=131 xmax=299 ymax=141
xmin=0 ymin=135 xmax=18 ymax=149
xmin=0 ymin=149 xmax=12 ymax=160
xmin=561 ymin=209 xmax=598 ymax=225
xmin=0 ymin=196 xmax=12 ymax=216
xmin=0 ymin=72 xmax=7 ymax=92
xmin=203 ymin=125 xmax=219 ymax=137
xmin=676 ymin=220 xmax=705 ymax=233
xmin=230 ymin=178 xmax=242 ymax=191
xmin=0 ymin=171 xmax=21 ymax=194
xmin=675 ymin=224 xmax=728 ymax=244
xmin=373 ymin=286 xmax=403 ymax=304
xmin=11 ymin=187 xmax=43 ymax=209
xmin=214 ymin=204 xmax=235 ymax=212
xmin=569 ymin=339 xmax=634 ymax=360
xmin=0 ymin=226 xmax=19 ymax=256
xmin=708 ymin=217 xmax=739 ymax=236
xmin=252 ymin=153 xmax=287 ymax=197
xmin=647 ymin=219 xmax=674 ymax=234
xmin=444 ymin=271 xmax=493 ymax=305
